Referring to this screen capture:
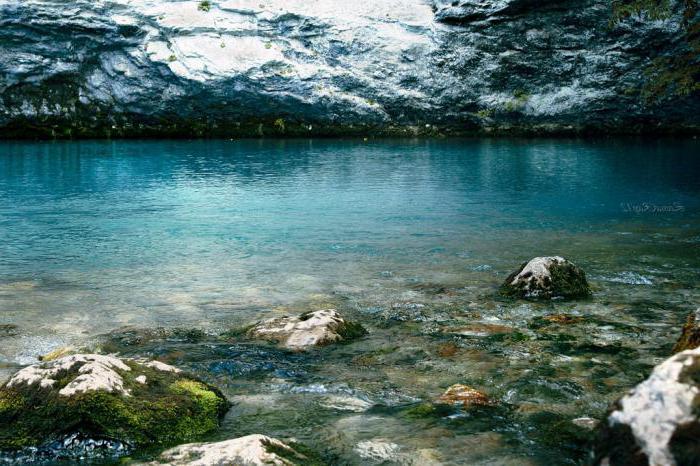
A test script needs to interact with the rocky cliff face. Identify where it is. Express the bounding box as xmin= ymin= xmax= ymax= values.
xmin=0 ymin=0 xmax=697 ymax=138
